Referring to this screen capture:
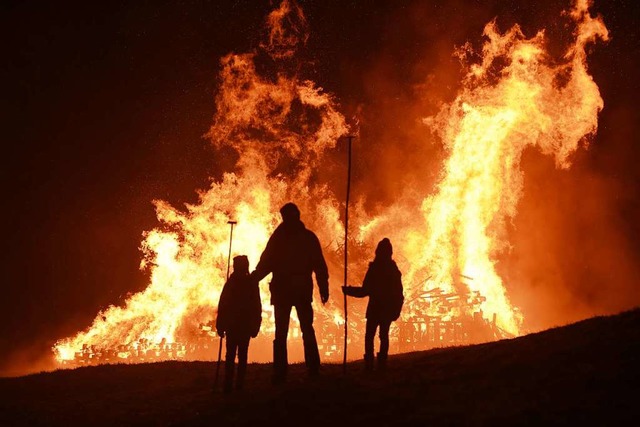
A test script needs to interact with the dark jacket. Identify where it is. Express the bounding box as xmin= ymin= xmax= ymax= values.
xmin=346 ymin=259 xmax=403 ymax=322
xmin=253 ymin=220 xmax=329 ymax=306
xmin=216 ymin=271 xmax=262 ymax=338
